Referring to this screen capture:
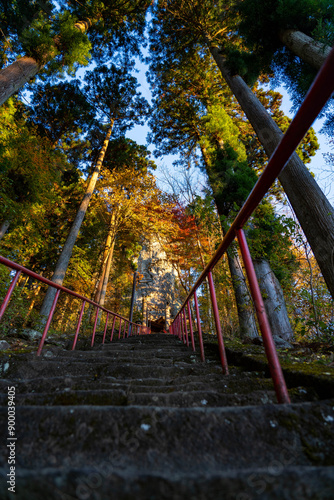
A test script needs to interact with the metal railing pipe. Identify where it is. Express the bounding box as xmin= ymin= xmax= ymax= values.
xmin=0 ymin=256 xmax=140 ymax=325
xmin=0 ymin=256 xmax=140 ymax=354
xmin=0 ymin=270 xmax=21 ymax=321
xmin=187 ymin=301 xmax=196 ymax=352
xmin=102 ymin=312 xmax=109 ymax=344
xmin=237 ymin=229 xmax=290 ymax=404
xmin=183 ymin=308 xmax=189 ymax=347
xmin=174 ymin=46 xmax=334 ymax=313
xmin=181 ymin=311 xmax=186 ymax=344
xmin=194 ymin=291 xmax=205 ymax=362
xmin=37 ymin=289 xmax=61 ymax=356
xmin=207 ymin=272 xmax=229 ymax=374
xmin=72 ymin=300 xmax=86 ymax=350
xmin=91 ymin=307 xmax=100 ymax=347
xmin=110 ymin=315 xmax=116 ymax=341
